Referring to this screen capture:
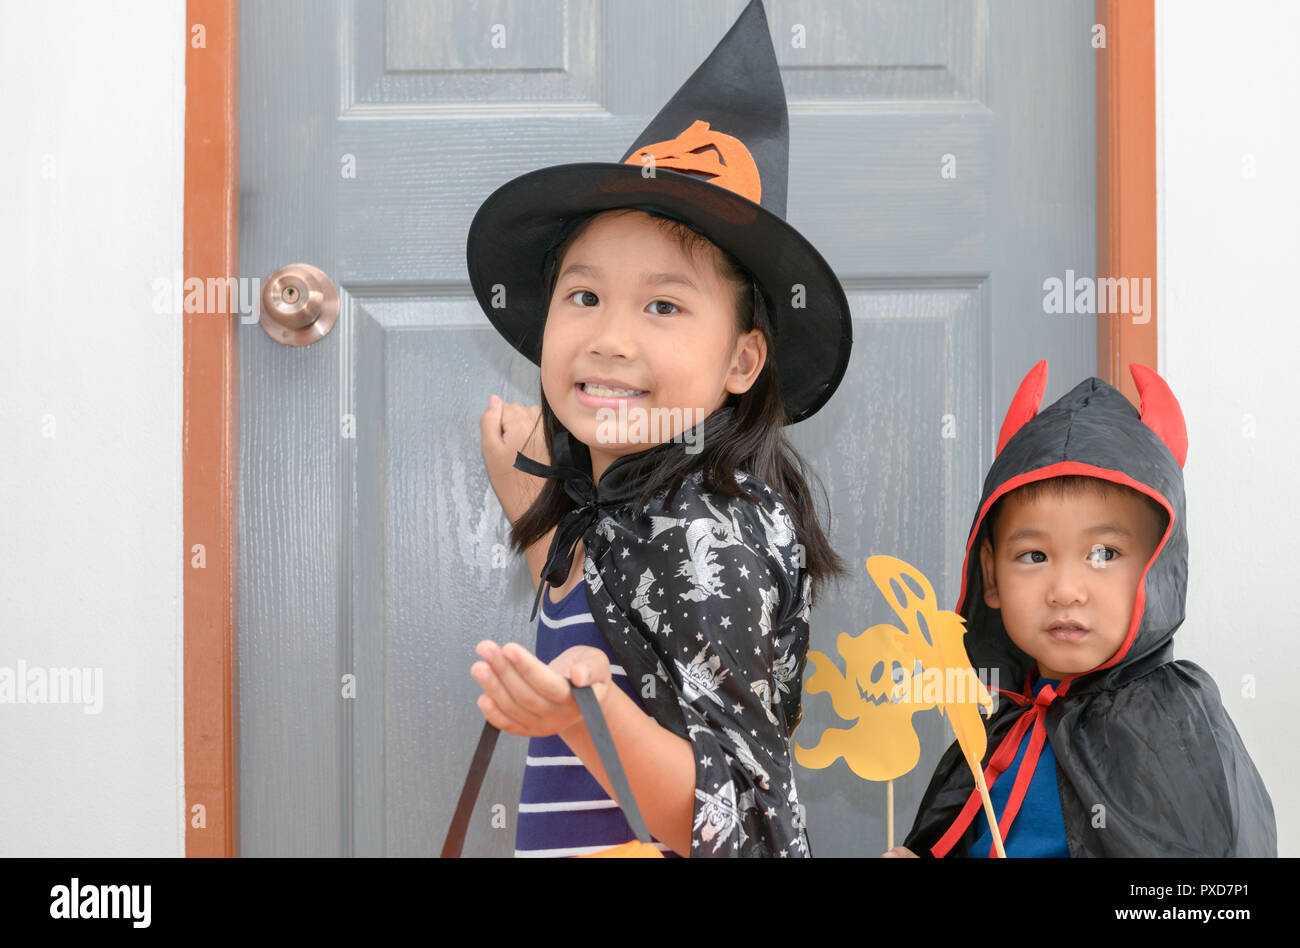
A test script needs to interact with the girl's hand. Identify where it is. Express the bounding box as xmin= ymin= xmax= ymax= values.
xmin=479 ymin=395 xmax=549 ymax=521
xmin=548 ymin=645 xmax=612 ymax=709
xmin=881 ymin=845 xmax=919 ymax=858
xmin=471 ymin=640 xmax=611 ymax=738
